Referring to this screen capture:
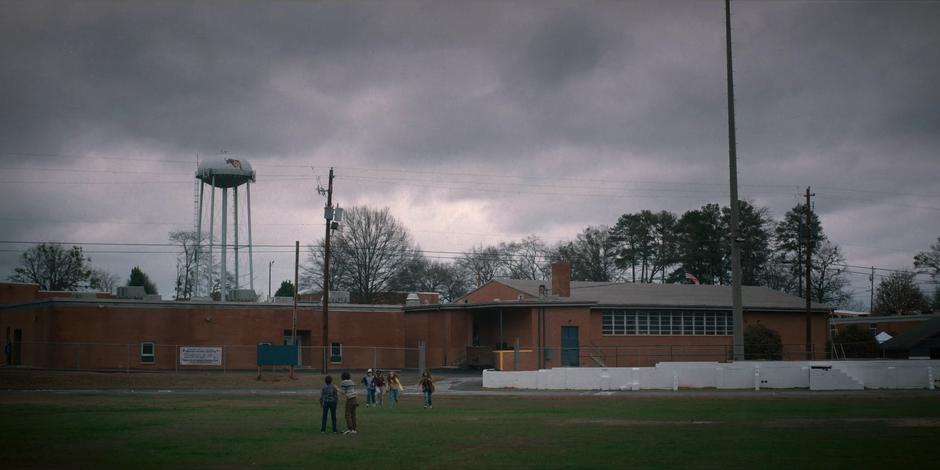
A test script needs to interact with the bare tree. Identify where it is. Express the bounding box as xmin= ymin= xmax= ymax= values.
xmin=872 ymin=271 xmax=928 ymax=315
xmin=389 ymin=257 xmax=470 ymax=302
xmin=9 ymin=243 xmax=92 ymax=291
xmin=88 ymin=269 xmax=120 ymax=293
xmin=500 ymin=235 xmax=551 ymax=280
xmin=169 ymin=230 xmax=212 ymax=300
xmin=810 ymin=240 xmax=851 ymax=307
xmin=456 ymin=245 xmax=506 ymax=288
xmin=550 ymin=226 xmax=620 ymax=282
xmin=914 ymin=236 xmax=940 ymax=281
xmin=303 ymin=206 xmax=419 ymax=304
